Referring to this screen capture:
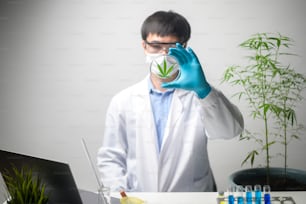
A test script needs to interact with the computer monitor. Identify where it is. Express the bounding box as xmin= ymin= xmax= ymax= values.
xmin=0 ymin=149 xmax=83 ymax=204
